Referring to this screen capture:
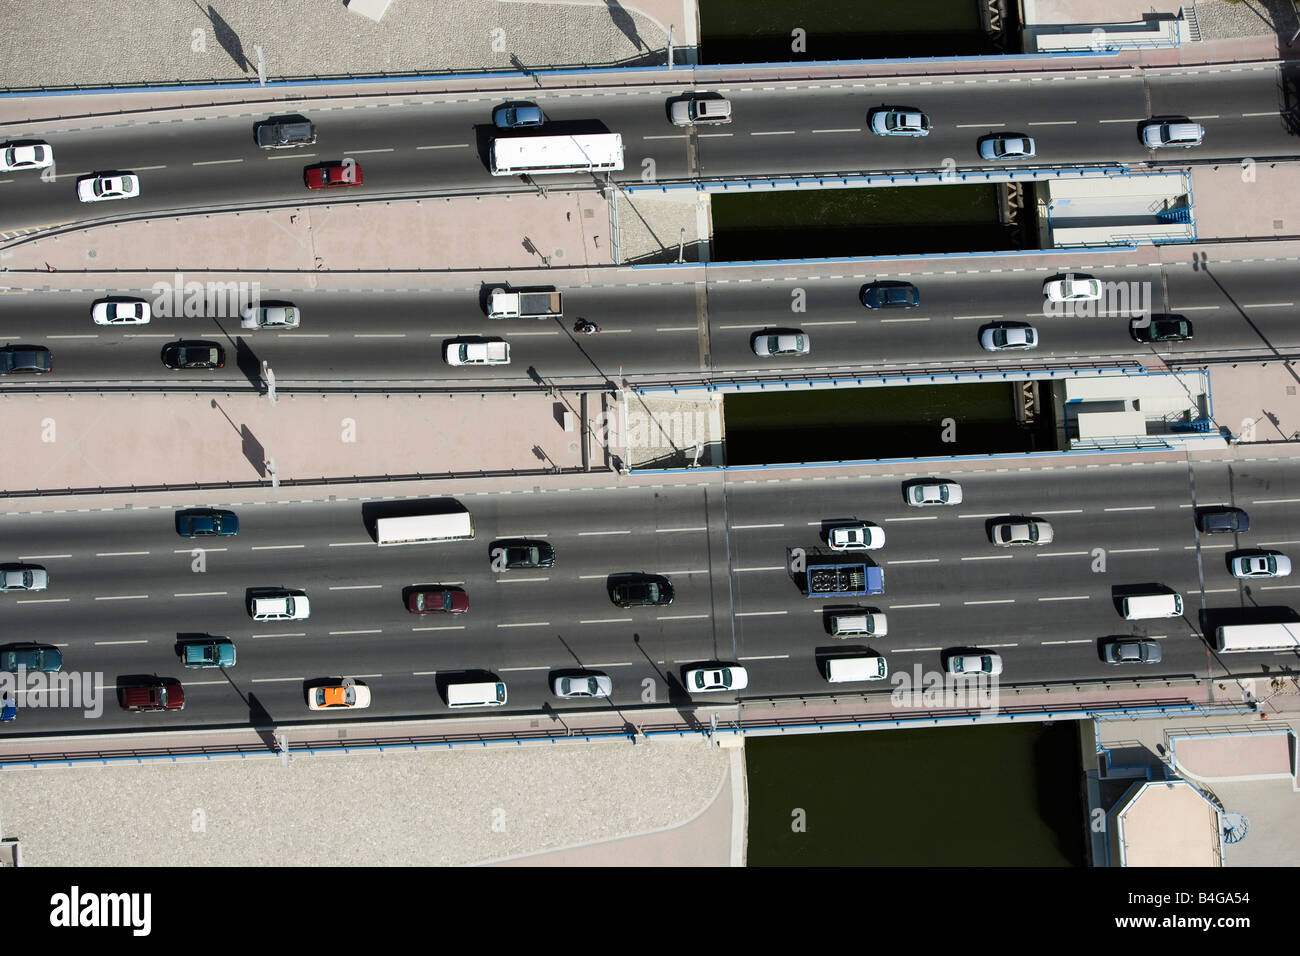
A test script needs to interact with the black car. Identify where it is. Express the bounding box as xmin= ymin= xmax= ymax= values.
xmin=610 ymin=574 xmax=675 ymax=607
xmin=176 ymin=509 xmax=239 ymax=537
xmin=490 ymin=539 xmax=555 ymax=569
xmin=1197 ymin=506 xmax=1250 ymax=534
xmin=0 ymin=345 xmax=52 ymax=374
xmin=860 ymin=281 xmax=920 ymax=309
xmin=162 ymin=340 xmax=225 ymax=370
xmin=1131 ymin=315 xmax=1193 ymax=343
